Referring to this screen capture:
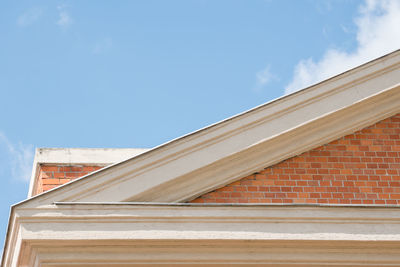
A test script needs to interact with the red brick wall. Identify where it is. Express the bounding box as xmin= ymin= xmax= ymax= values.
xmin=34 ymin=164 xmax=106 ymax=196
xmin=190 ymin=113 xmax=400 ymax=205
